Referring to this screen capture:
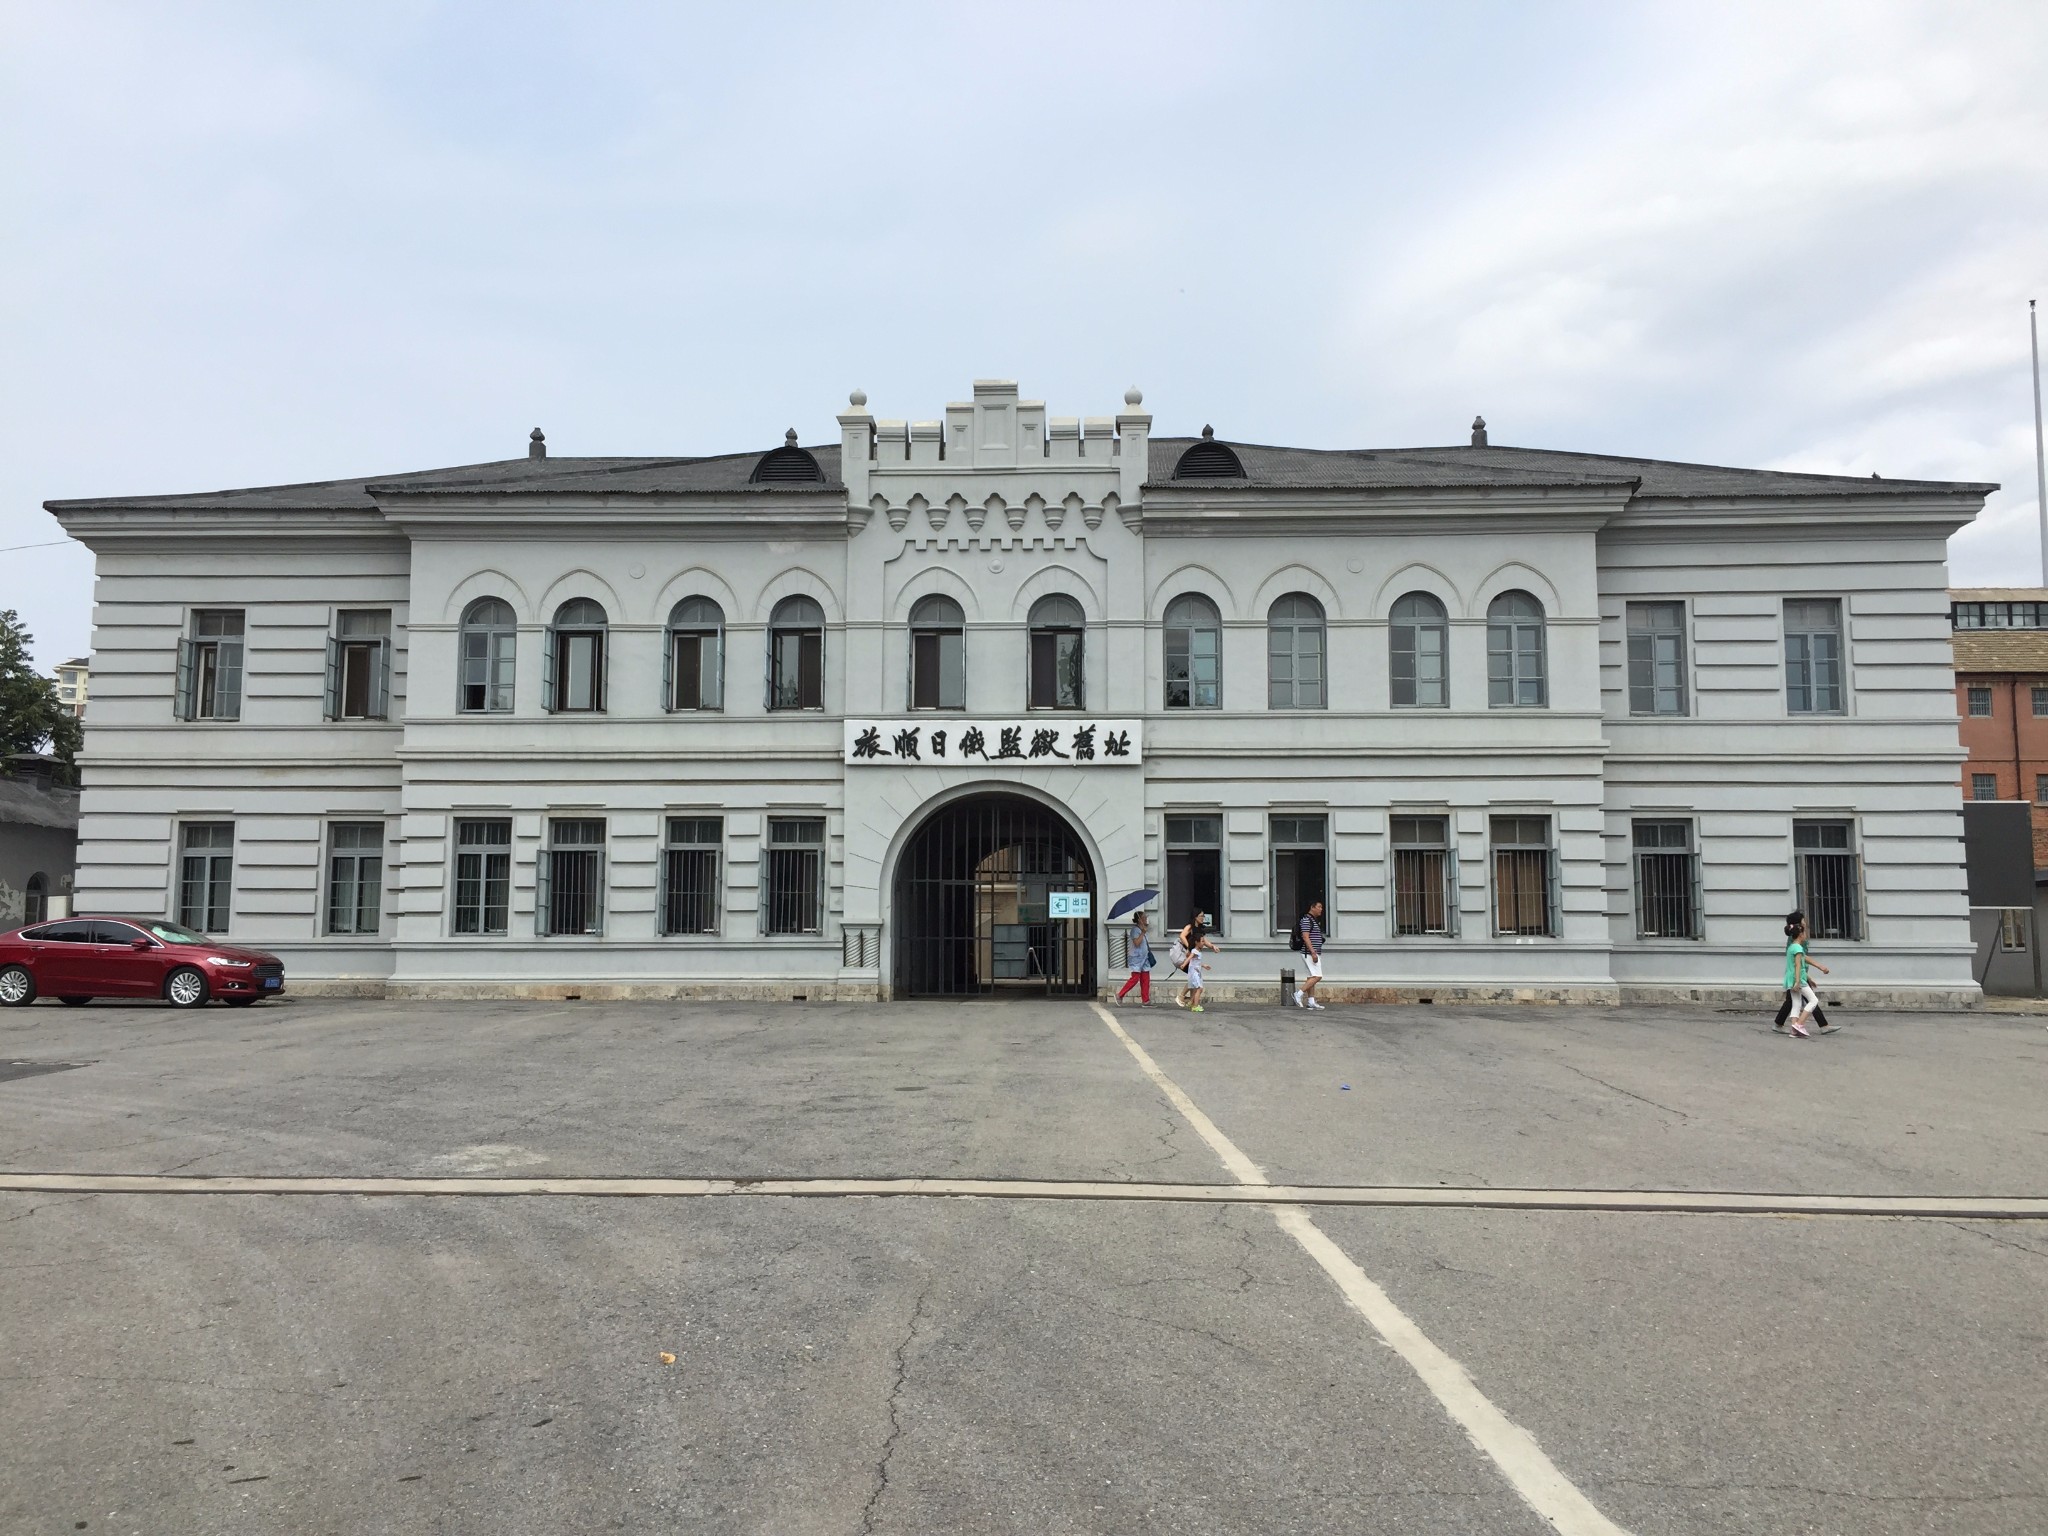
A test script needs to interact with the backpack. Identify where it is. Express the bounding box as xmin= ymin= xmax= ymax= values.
xmin=1288 ymin=921 xmax=1306 ymax=953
